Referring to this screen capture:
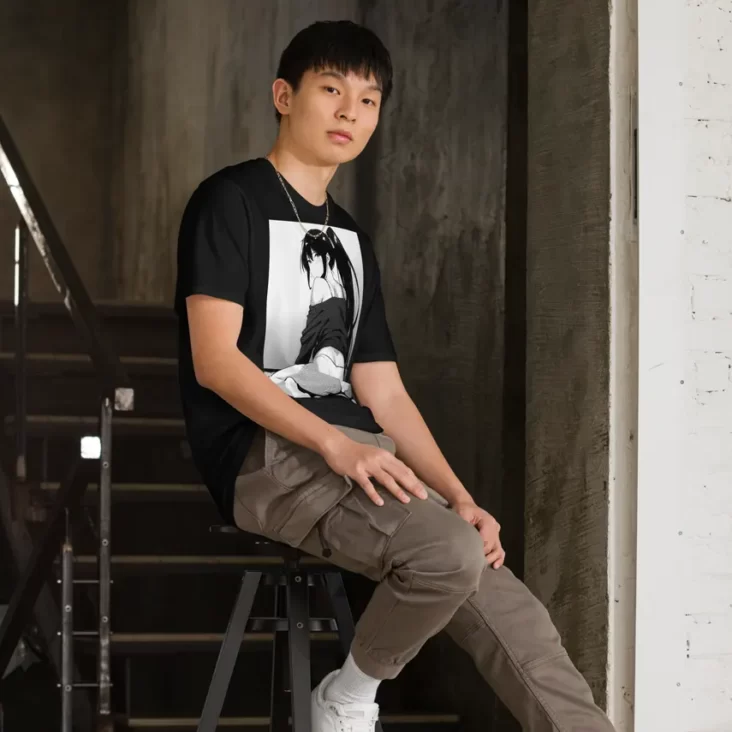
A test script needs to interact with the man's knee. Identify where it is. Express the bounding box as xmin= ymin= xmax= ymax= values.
xmin=407 ymin=514 xmax=485 ymax=594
